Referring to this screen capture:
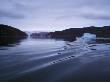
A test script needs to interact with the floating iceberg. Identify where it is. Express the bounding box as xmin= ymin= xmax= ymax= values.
xmin=64 ymin=33 xmax=97 ymax=52
xmin=81 ymin=33 xmax=96 ymax=43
